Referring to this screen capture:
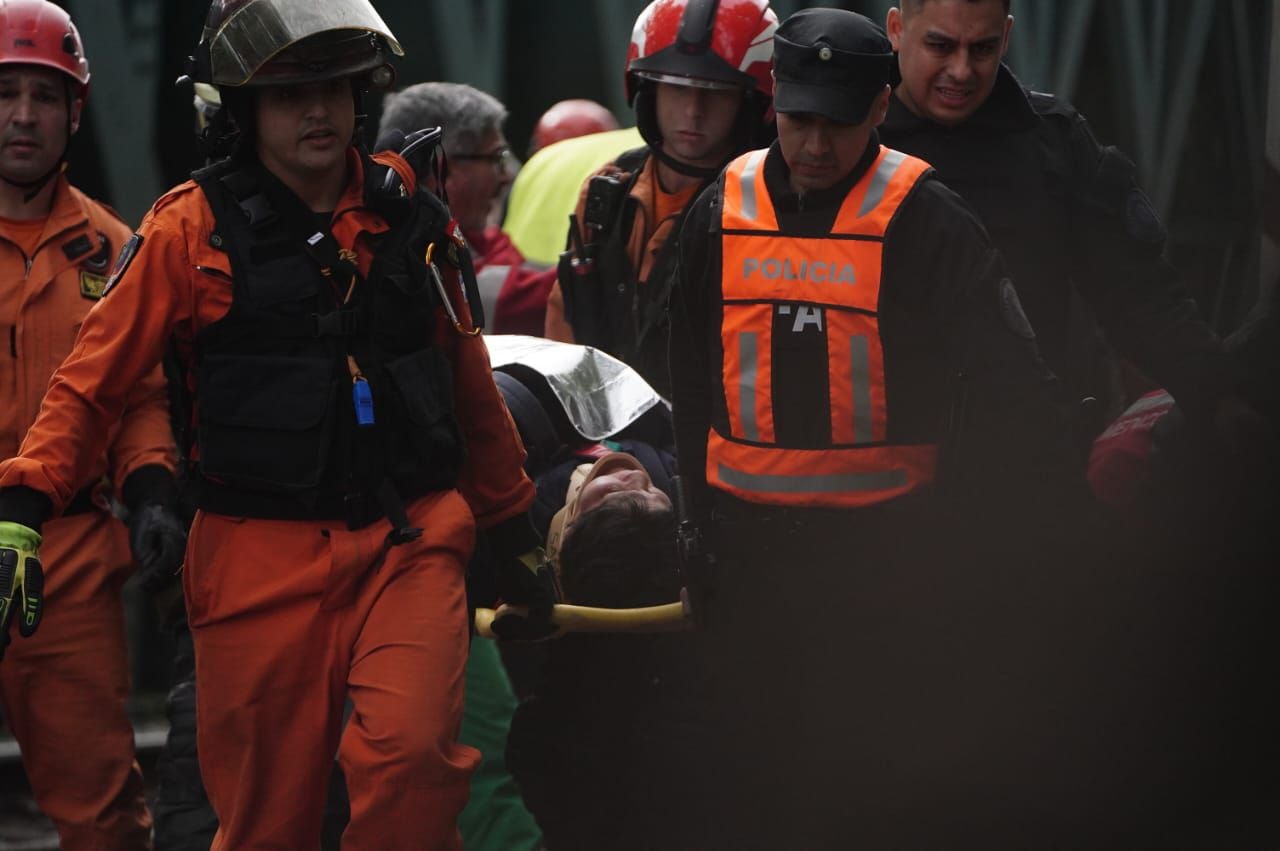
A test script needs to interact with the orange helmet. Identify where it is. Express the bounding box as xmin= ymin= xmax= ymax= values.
xmin=625 ymin=0 xmax=776 ymax=108
xmin=0 ymin=0 xmax=90 ymax=98
xmin=529 ymin=99 xmax=619 ymax=155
